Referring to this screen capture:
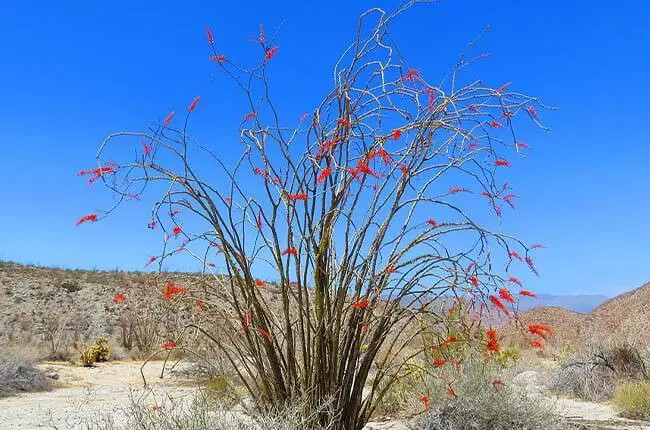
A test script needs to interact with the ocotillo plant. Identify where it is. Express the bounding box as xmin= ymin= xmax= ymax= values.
xmin=78 ymin=2 xmax=551 ymax=428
